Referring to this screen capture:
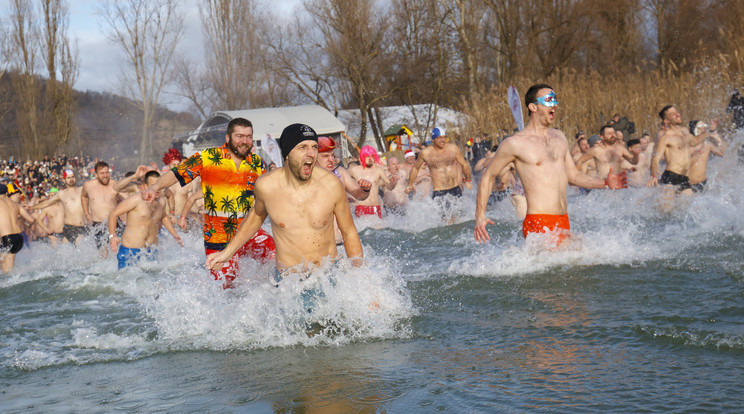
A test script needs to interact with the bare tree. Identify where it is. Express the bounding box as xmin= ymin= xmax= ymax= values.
xmin=200 ymin=0 xmax=267 ymax=110
xmin=263 ymin=13 xmax=341 ymax=112
xmin=8 ymin=0 xmax=43 ymax=159
xmin=390 ymin=0 xmax=455 ymax=140
xmin=306 ymin=0 xmax=394 ymax=149
xmin=441 ymin=0 xmax=487 ymax=99
xmin=99 ymin=0 xmax=184 ymax=163
xmin=40 ymin=0 xmax=78 ymax=149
